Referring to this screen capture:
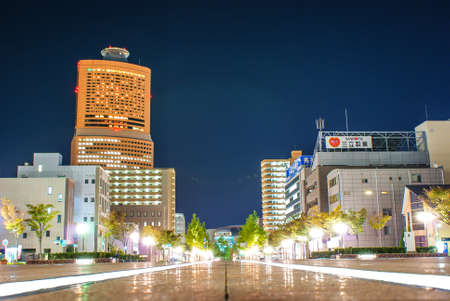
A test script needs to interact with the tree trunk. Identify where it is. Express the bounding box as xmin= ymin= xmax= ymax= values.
xmin=356 ymin=233 xmax=360 ymax=248
xmin=378 ymin=230 xmax=382 ymax=247
xmin=39 ymin=236 xmax=42 ymax=259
